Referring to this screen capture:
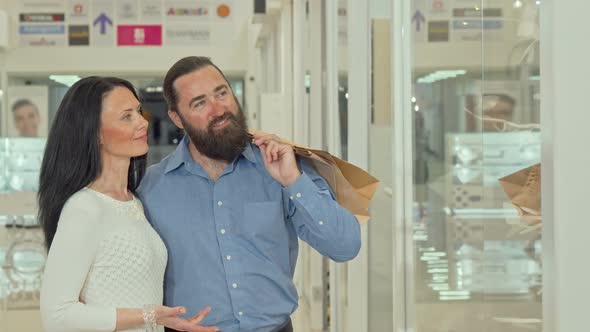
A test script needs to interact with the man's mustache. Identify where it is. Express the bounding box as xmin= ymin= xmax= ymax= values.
xmin=208 ymin=112 xmax=234 ymax=130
